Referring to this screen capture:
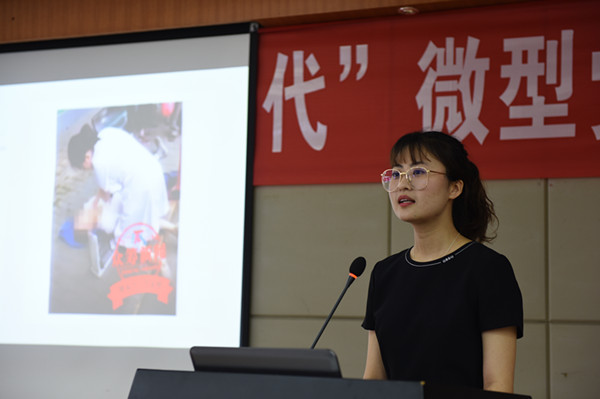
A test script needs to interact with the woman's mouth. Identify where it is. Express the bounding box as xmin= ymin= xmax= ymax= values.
xmin=397 ymin=195 xmax=415 ymax=206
